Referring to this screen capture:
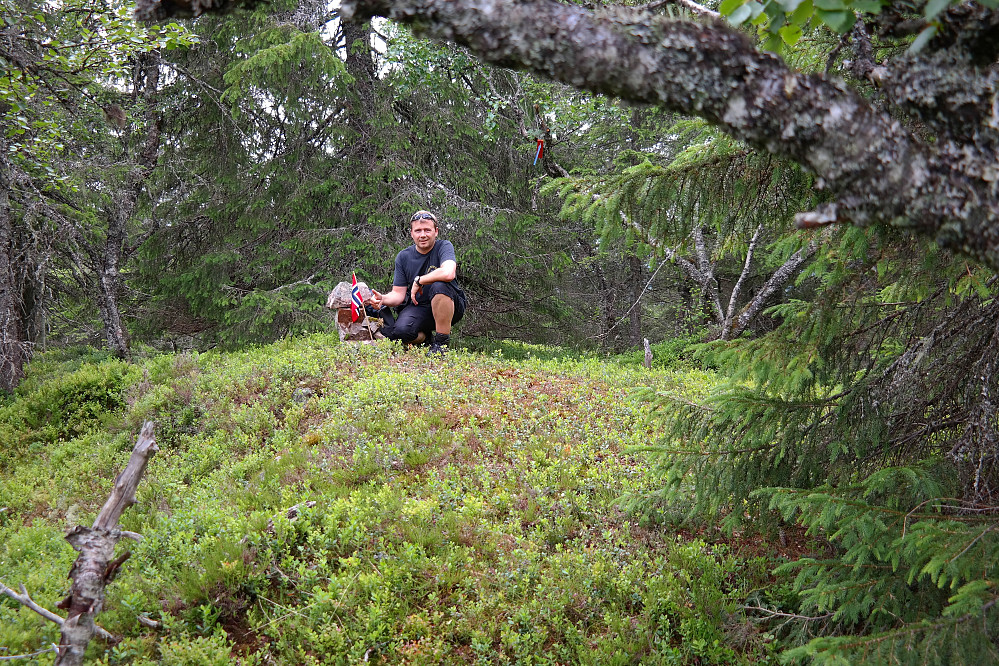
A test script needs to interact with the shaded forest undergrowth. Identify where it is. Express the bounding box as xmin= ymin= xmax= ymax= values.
xmin=0 ymin=334 xmax=818 ymax=664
